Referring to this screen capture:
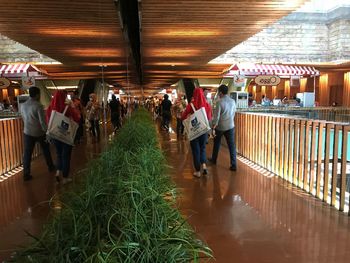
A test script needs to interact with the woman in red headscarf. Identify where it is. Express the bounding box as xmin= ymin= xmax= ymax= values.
xmin=181 ymin=88 xmax=212 ymax=178
xmin=46 ymin=90 xmax=80 ymax=184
